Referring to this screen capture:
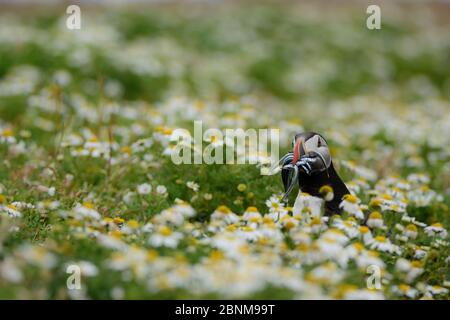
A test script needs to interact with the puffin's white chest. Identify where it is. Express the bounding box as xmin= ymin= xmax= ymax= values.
xmin=292 ymin=192 xmax=324 ymax=218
